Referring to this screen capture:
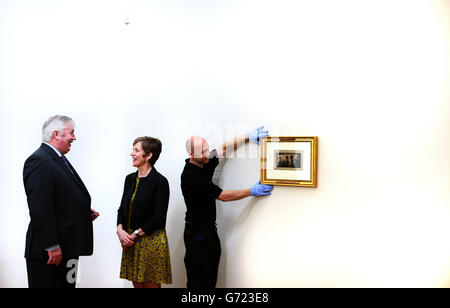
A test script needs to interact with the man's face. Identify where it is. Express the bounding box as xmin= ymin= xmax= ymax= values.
xmin=55 ymin=122 xmax=76 ymax=154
